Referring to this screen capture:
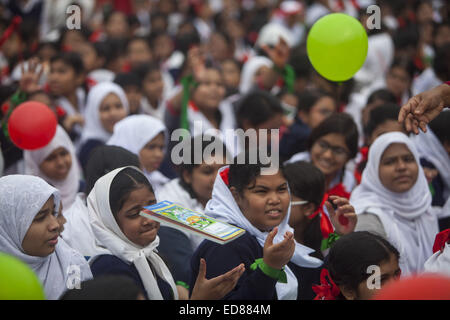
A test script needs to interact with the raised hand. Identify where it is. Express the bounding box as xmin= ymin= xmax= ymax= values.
xmin=263 ymin=227 xmax=295 ymax=270
xmin=398 ymin=84 xmax=449 ymax=134
xmin=19 ymin=58 xmax=43 ymax=94
xmin=325 ymin=196 xmax=357 ymax=236
xmin=261 ymin=38 xmax=290 ymax=70
xmin=190 ymin=258 xmax=245 ymax=300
